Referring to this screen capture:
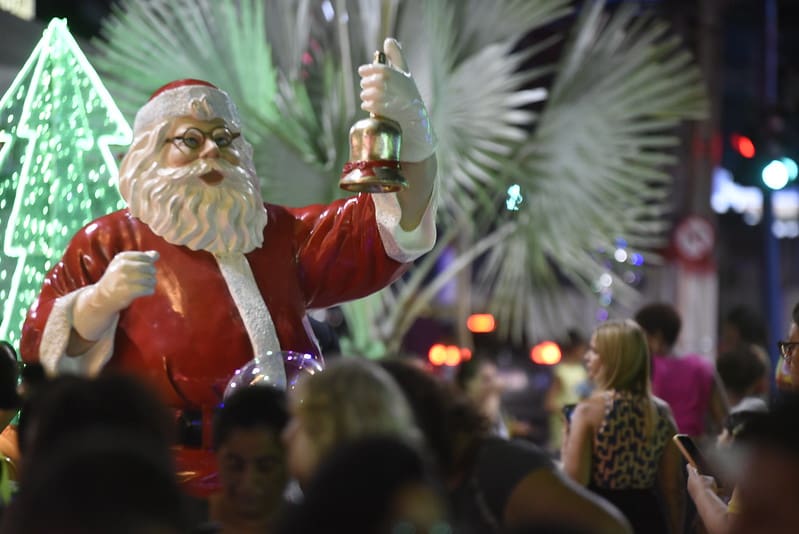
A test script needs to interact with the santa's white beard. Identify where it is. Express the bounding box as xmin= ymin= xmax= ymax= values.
xmin=126 ymin=158 xmax=268 ymax=255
